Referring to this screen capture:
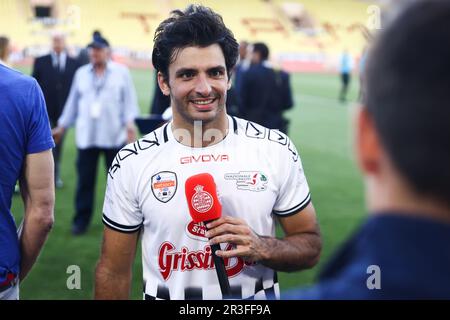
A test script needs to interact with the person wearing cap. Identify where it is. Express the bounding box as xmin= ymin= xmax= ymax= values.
xmin=77 ymin=30 xmax=102 ymax=66
xmin=52 ymin=36 xmax=140 ymax=235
